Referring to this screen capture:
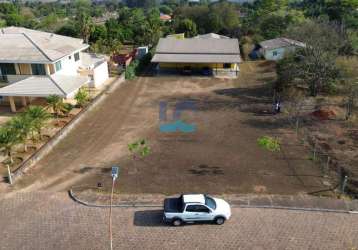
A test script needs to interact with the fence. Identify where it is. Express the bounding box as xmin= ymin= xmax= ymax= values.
xmin=282 ymin=101 xmax=357 ymax=197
